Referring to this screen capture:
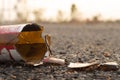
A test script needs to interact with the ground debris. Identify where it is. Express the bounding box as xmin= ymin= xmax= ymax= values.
xmin=10 ymin=75 xmax=16 ymax=79
xmin=98 ymin=62 xmax=119 ymax=71
xmin=103 ymin=52 xmax=111 ymax=57
xmin=68 ymin=61 xmax=119 ymax=71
